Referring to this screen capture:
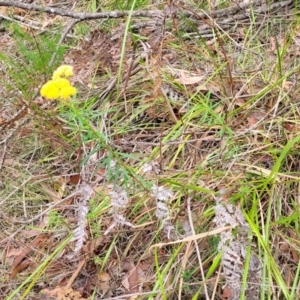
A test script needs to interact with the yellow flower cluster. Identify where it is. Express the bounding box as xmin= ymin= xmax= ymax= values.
xmin=40 ymin=65 xmax=76 ymax=101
